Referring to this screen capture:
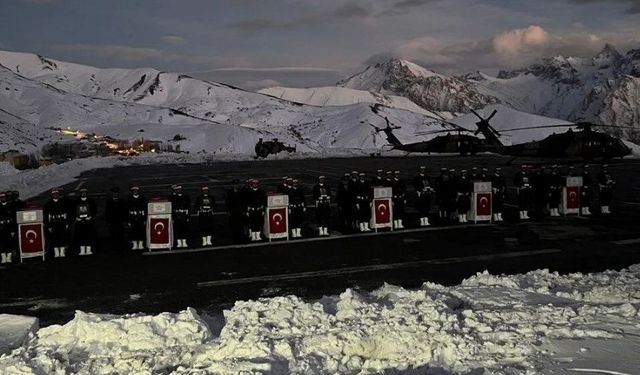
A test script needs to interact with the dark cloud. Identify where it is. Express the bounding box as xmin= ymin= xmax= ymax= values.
xmin=395 ymin=0 xmax=438 ymax=9
xmin=569 ymin=0 xmax=640 ymax=14
xmin=334 ymin=3 xmax=371 ymax=18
